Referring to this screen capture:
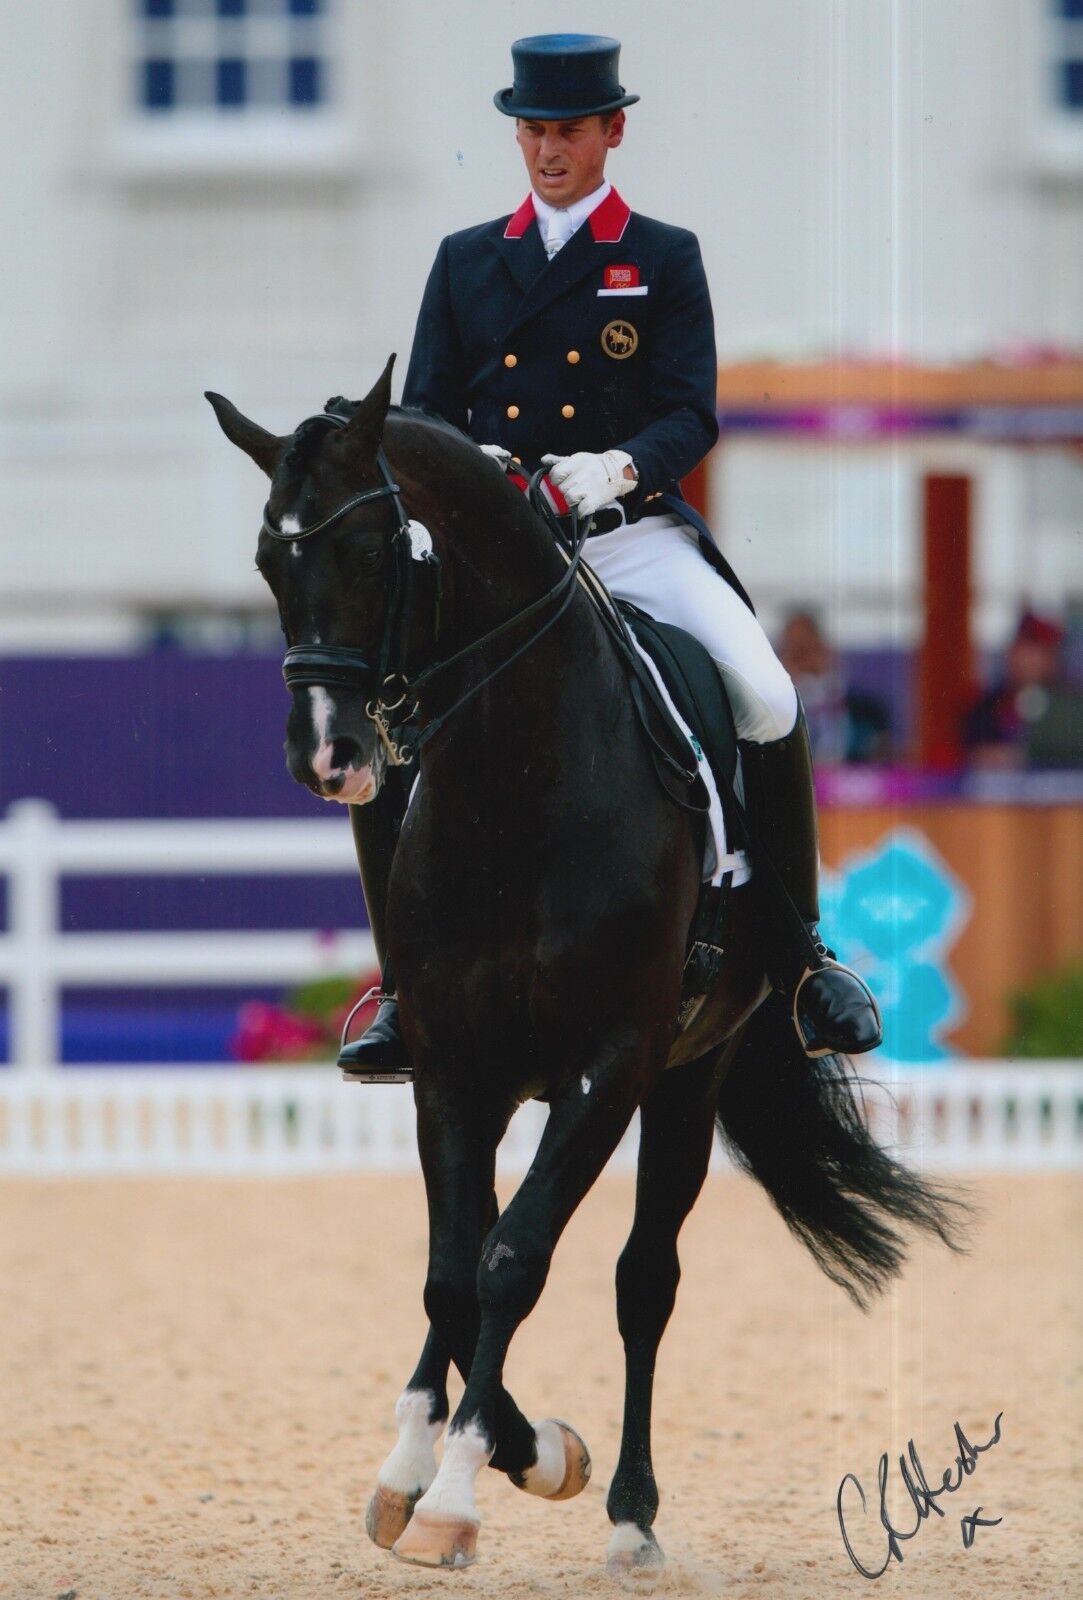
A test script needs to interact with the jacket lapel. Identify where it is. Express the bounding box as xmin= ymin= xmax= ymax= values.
xmin=492 ymin=198 xmax=548 ymax=296
xmin=504 ymin=226 xmax=601 ymax=337
xmin=500 ymin=187 xmax=636 ymax=339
